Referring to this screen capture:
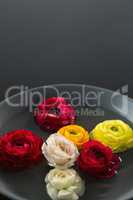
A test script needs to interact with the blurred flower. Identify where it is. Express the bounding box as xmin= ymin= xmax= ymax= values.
xmin=77 ymin=140 xmax=121 ymax=179
xmin=34 ymin=97 xmax=76 ymax=132
xmin=0 ymin=130 xmax=43 ymax=170
xmin=42 ymin=133 xmax=79 ymax=169
xmin=45 ymin=168 xmax=85 ymax=200
xmin=58 ymin=125 xmax=89 ymax=149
